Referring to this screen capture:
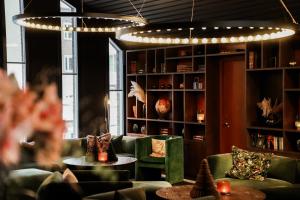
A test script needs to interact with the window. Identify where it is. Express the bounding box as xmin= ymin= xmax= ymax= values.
xmin=109 ymin=39 xmax=124 ymax=136
xmin=63 ymin=22 xmax=72 ymax=40
xmin=61 ymin=0 xmax=78 ymax=139
xmin=64 ymin=55 xmax=73 ymax=72
xmin=4 ymin=0 xmax=25 ymax=89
